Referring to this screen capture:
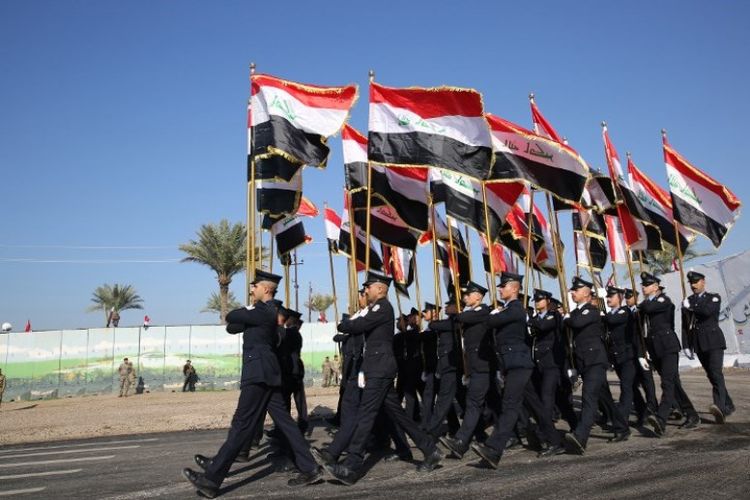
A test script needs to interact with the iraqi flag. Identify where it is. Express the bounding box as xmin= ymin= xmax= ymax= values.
xmin=530 ymin=98 xmax=564 ymax=143
xmin=342 ymin=124 xmax=369 ymax=192
xmin=605 ymin=215 xmax=628 ymax=264
xmin=338 ymin=194 xmax=384 ymax=271
xmin=487 ymin=113 xmax=589 ymax=205
xmin=324 ymin=206 xmax=342 ymax=252
xmin=250 ymin=74 xmax=358 ymax=167
xmin=574 ymin=232 xmax=607 ymax=272
xmin=368 ymin=82 xmax=493 ymax=180
xmin=382 ymin=244 xmax=414 ymax=298
xmin=256 ymin=170 xmax=302 ymax=217
xmin=628 ymin=155 xmax=692 ymax=250
xmin=436 ymin=238 xmax=471 ymax=293
xmin=553 ymin=171 xmax=616 ymax=212
xmin=439 ymin=168 xmax=524 ymax=241
xmin=479 ymin=236 xmax=512 ymax=275
xmin=602 ymin=126 xmax=642 ymax=247
xmin=353 ymin=204 xmax=419 ymax=250
xmin=270 ymin=215 xmax=312 ymax=256
xmin=253 ymin=154 xmax=304 ymax=182
xmin=663 ymin=134 xmax=740 ymax=248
